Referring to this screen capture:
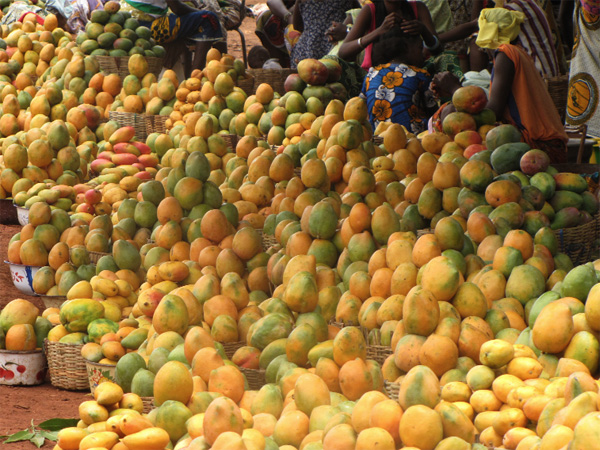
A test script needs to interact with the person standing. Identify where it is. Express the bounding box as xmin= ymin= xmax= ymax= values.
xmin=289 ymin=0 xmax=360 ymax=68
xmin=566 ymin=0 xmax=600 ymax=138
